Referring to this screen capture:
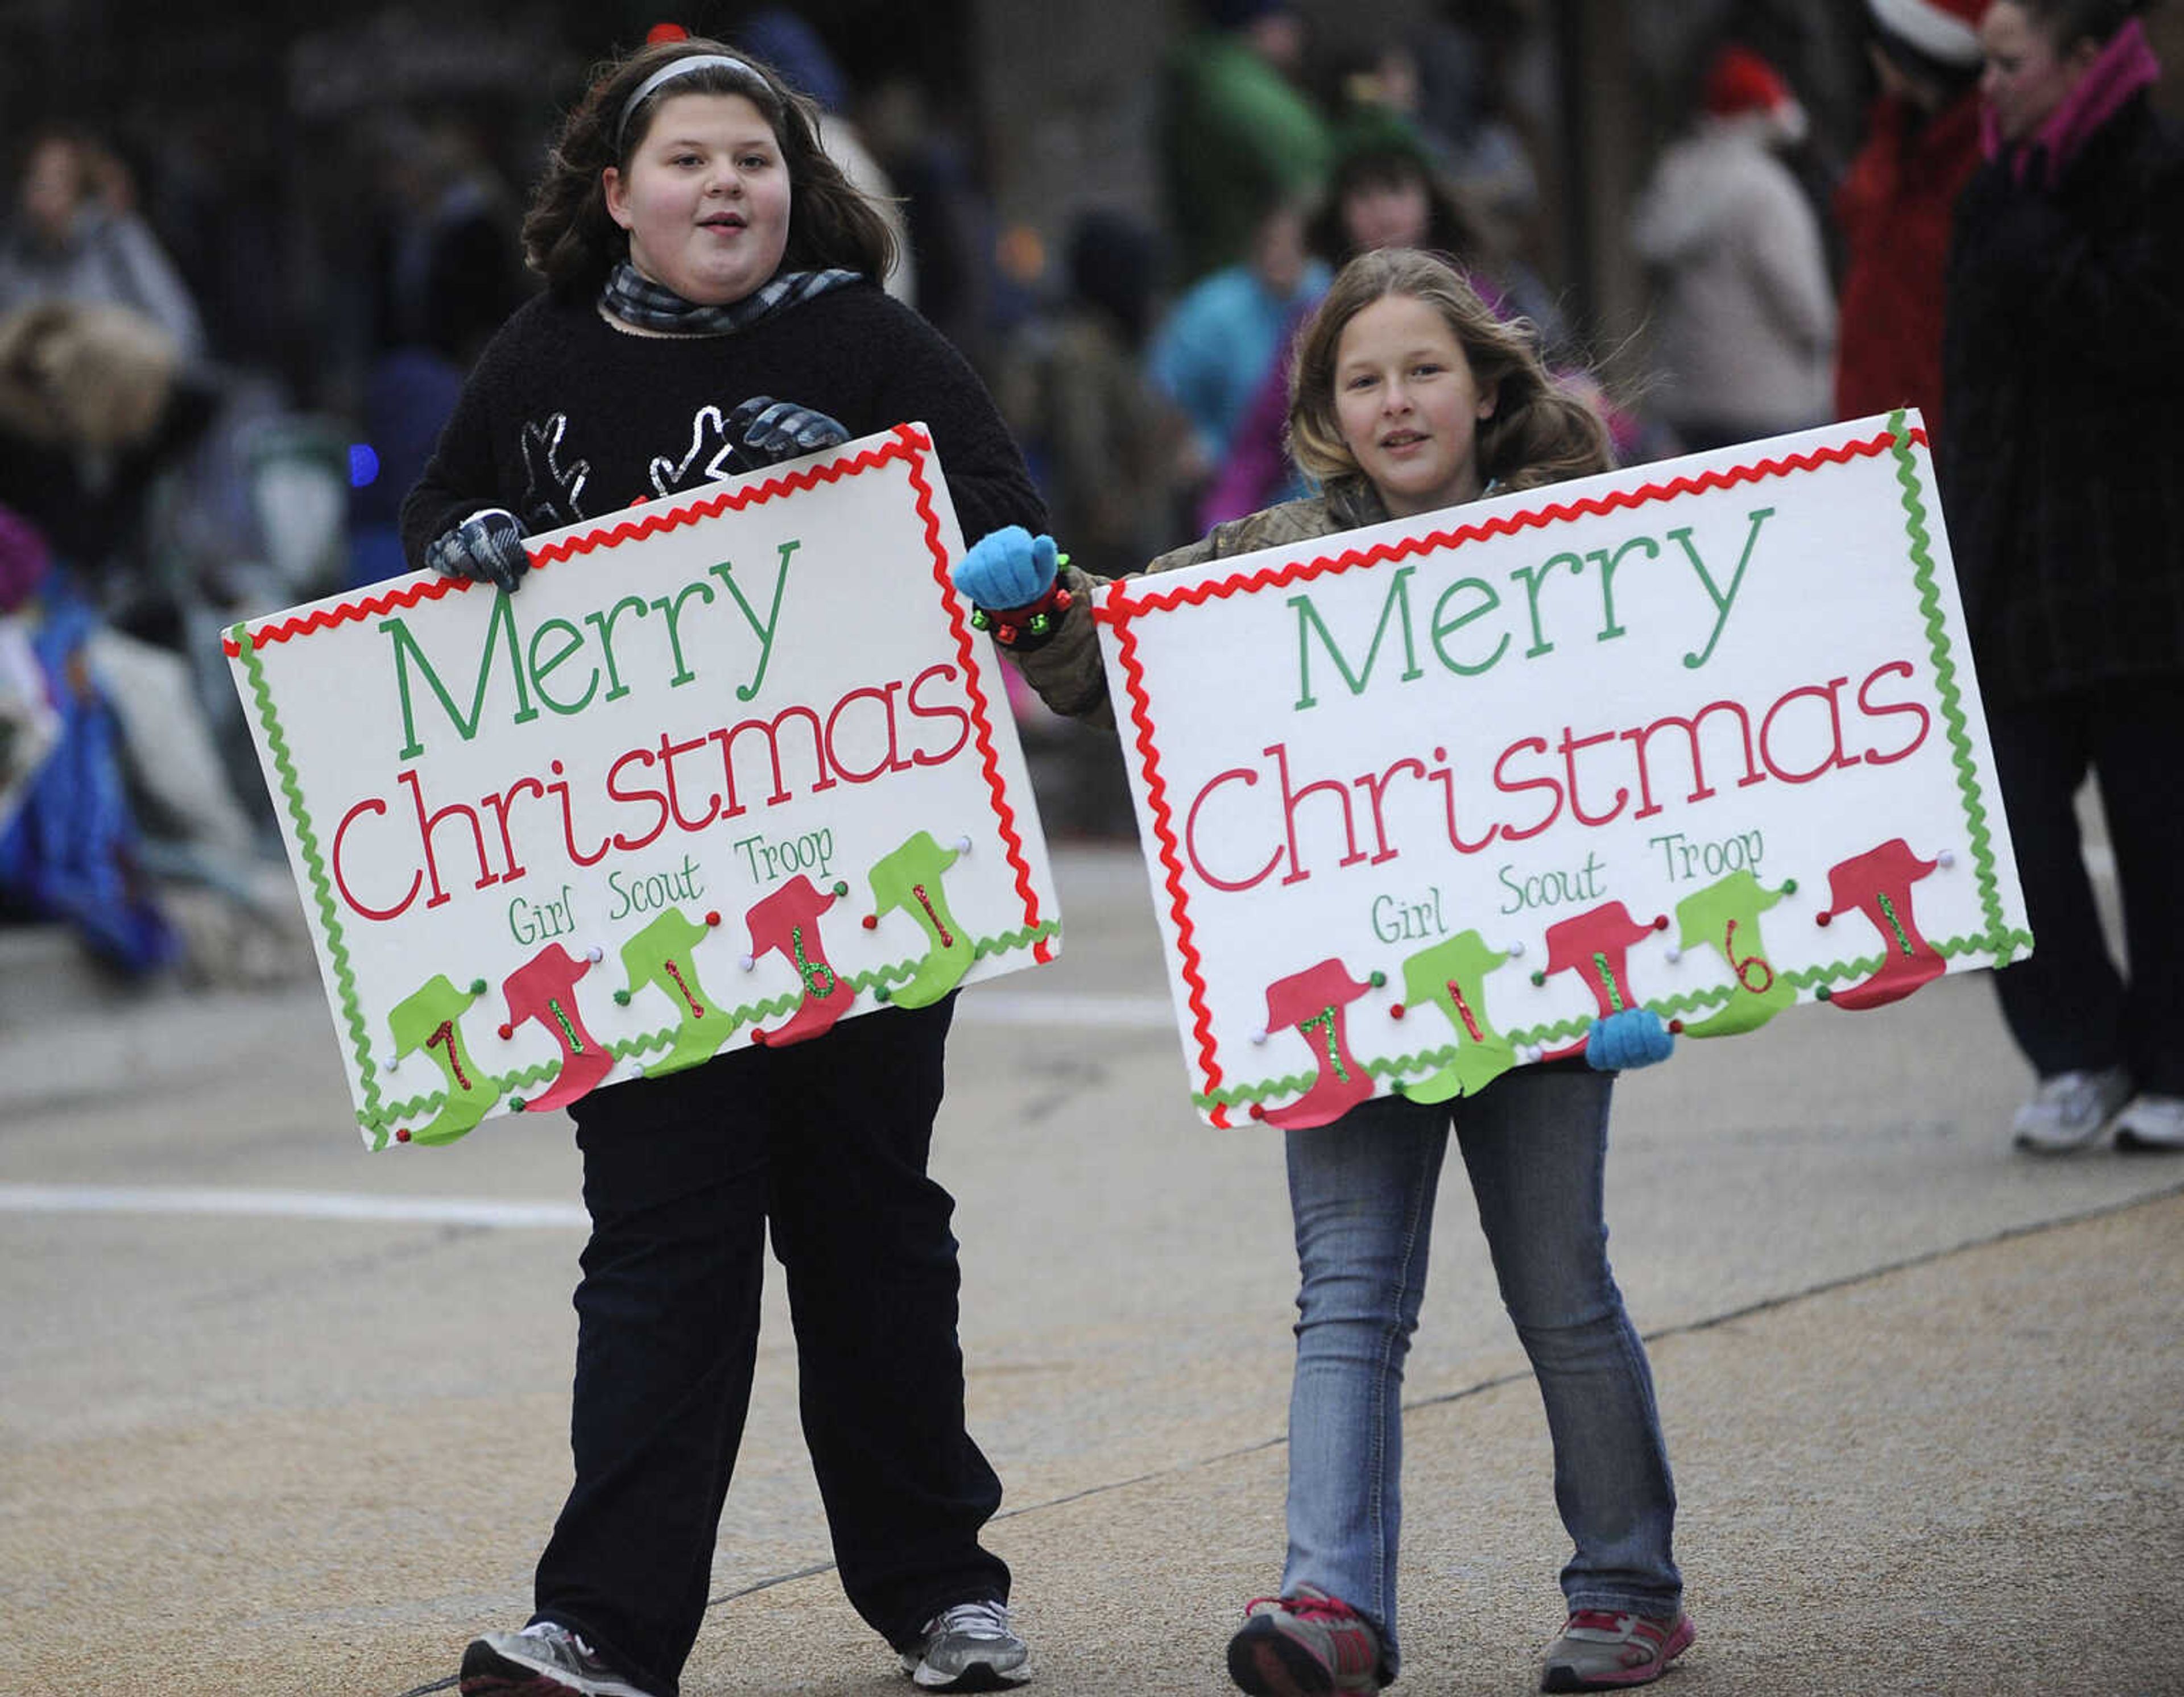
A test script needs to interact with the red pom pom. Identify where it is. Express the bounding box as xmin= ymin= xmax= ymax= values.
xmin=751 ymin=1028 xmax=770 ymax=1046
xmin=1248 ymin=1103 xmax=1268 ymax=1121
xmin=862 ymin=914 xmax=878 ymax=930
xmin=705 ymin=910 xmax=721 ymax=927
xmin=1816 ymin=911 xmax=1833 ymax=927
xmin=1652 ymin=914 xmax=1669 ymax=930
xmin=1388 ymin=1003 xmax=1406 ymax=1020
xmin=497 ymin=1023 xmax=513 ymax=1040
xmin=1668 ymin=1019 xmax=1685 ymax=1034
xmin=395 ymin=1127 xmax=412 ymax=1143
xmin=646 ymin=22 xmax=690 ymax=44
